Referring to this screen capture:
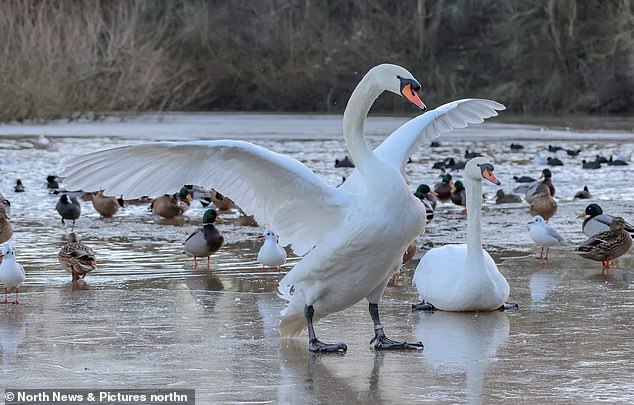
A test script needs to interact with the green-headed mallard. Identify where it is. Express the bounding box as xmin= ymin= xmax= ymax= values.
xmin=58 ymin=232 xmax=97 ymax=281
xmin=183 ymin=209 xmax=224 ymax=269
xmin=576 ymin=217 xmax=632 ymax=270
xmin=0 ymin=206 xmax=12 ymax=244
xmin=450 ymin=180 xmax=466 ymax=209
xmin=414 ymin=184 xmax=436 ymax=222
xmin=529 ymin=183 xmax=557 ymax=221
xmin=578 ymin=203 xmax=634 ymax=238
xmin=433 ymin=173 xmax=453 ymax=202
xmin=525 ymin=168 xmax=556 ymax=203
xmin=151 ymin=187 xmax=192 ymax=219
xmin=92 ymin=190 xmax=120 ymax=218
